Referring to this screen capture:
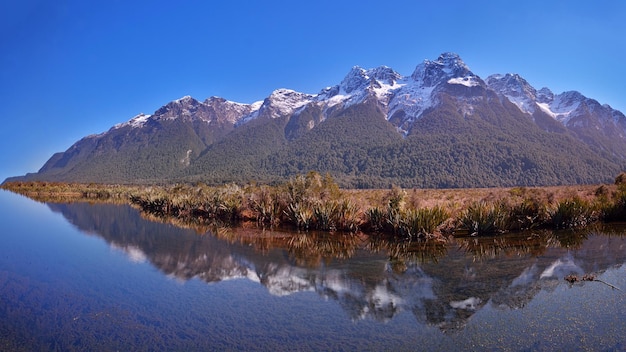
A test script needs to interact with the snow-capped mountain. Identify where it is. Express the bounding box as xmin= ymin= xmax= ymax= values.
xmin=115 ymin=95 xmax=262 ymax=129
xmin=486 ymin=73 xmax=626 ymax=157
xmin=238 ymin=88 xmax=313 ymax=124
xmin=6 ymin=52 xmax=626 ymax=187
xmin=105 ymin=52 xmax=625 ymax=142
xmin=245 ymin=53 xmax=484 ymax=134
xmin=486 ymin=73 xmax=625 ymax=128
